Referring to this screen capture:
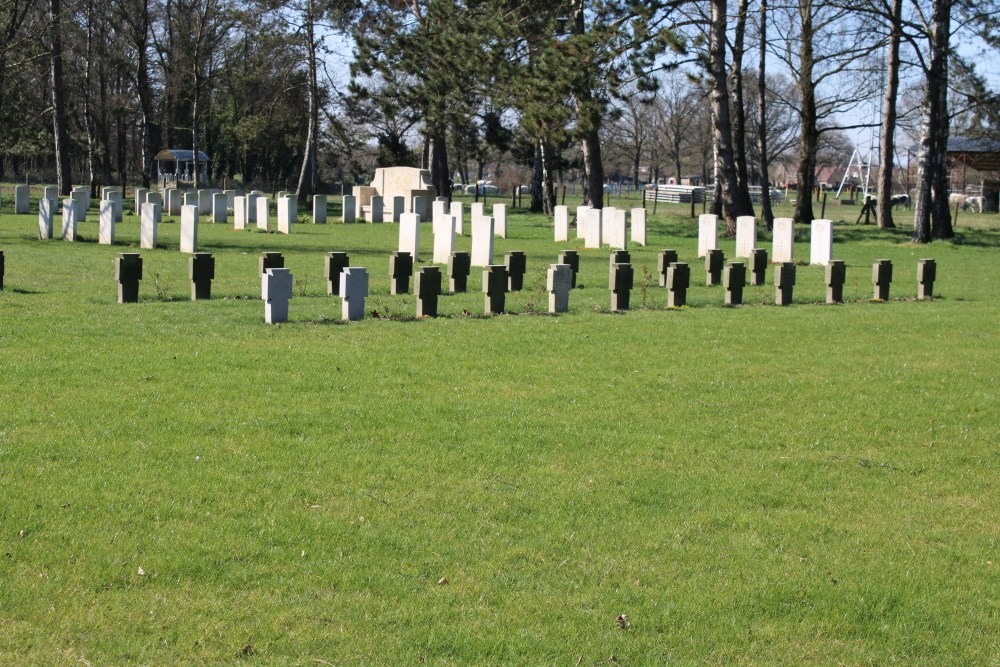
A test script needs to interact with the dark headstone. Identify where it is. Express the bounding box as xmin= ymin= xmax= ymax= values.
xmin=918 ymin=258 xmax=936 ymax=299
xmin=657 ymin=249 xmax=678 ymax=287
xmin=873 ymin=259 xmax=892 ymax=300
xmin=667 ymin=262 xmax=690 ymax=307
xmin=825 ymin=259 xmax=846 ymax=304
xmin=505 ymin=251 xmax=527 ymax=291
xmin=723 ymin=262 xmax=746 ymax=305
xmin=0 ymin=250 xmax=4 ymax=290
xmin=449 ymin=251 xmax=471 ymax=293
xmin=705 ymin=249 xmax=724 ymax=286
xmin=189 ymin=252 xmax=215 ymax=300
xmin=116 ymin=253 xmax=142 ymax=303
xmin=557 ymin=250 xmax=579 ymax=288
xmin=775 ymin=262 xmax=796 ymax=305
xmin=260 ymin=251 xmax=284 ymax=275
xmin=610 ymin=262 xmax=633 ymax=311
xmin=416 ymin=266 xmax=441 ymax=317
xmin=610 ymin=250 xmax=630 ymax=268
xmin=483 ymin=264 xmax=507 ymax=315
xmin=390 ymin=251 xmax=413 ymax=295
xmin=325 ymin=252 xmax=350 ymax=295
xmin=749 ymin=248 xmax=767 ymax=286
